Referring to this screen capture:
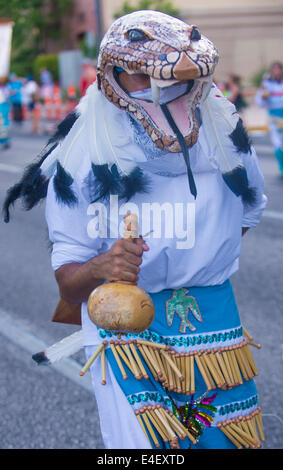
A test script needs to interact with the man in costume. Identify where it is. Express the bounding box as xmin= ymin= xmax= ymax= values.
xmin=255 ymin=61 xmax=283 ymax=177
xmin=3 ymin=11 xmax=267 ymax=449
